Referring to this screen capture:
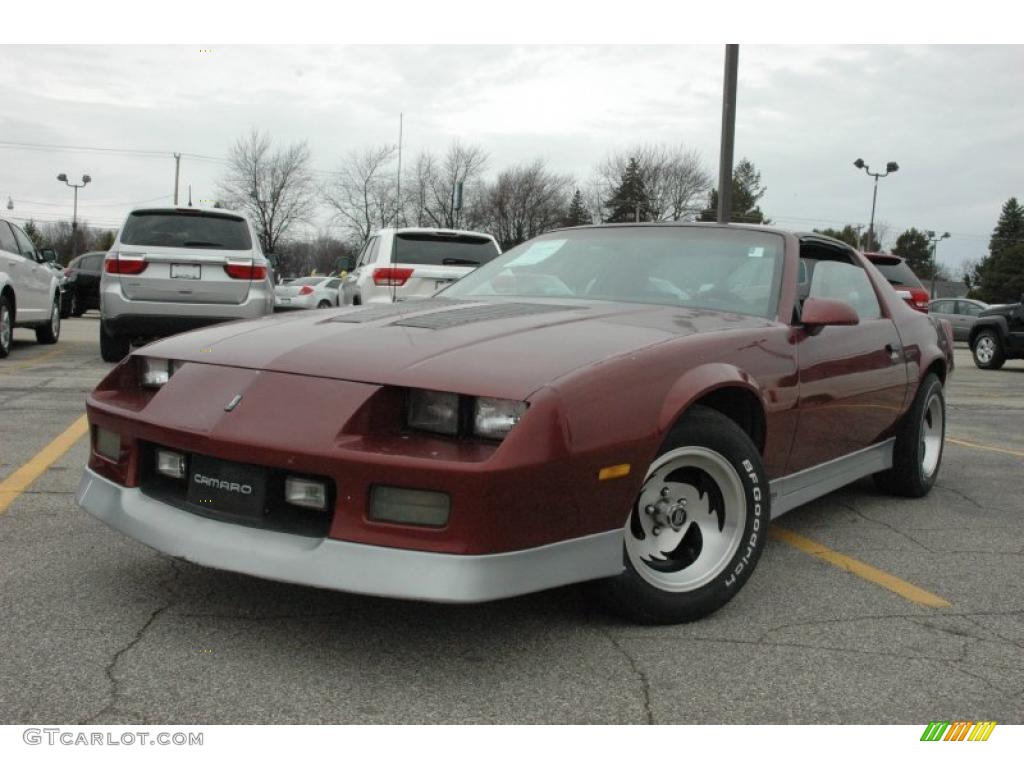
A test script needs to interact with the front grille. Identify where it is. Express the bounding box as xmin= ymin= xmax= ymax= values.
xmin=138 ymin=442 xmax=334 ymax=538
